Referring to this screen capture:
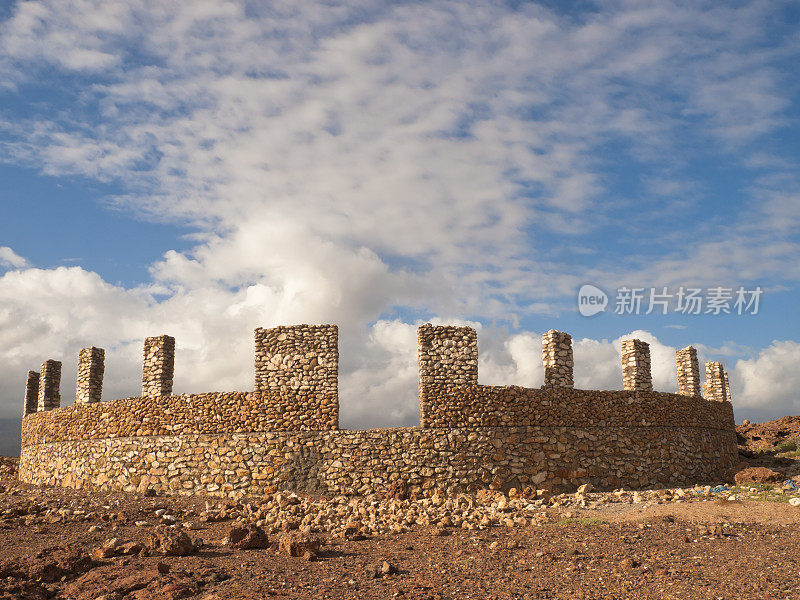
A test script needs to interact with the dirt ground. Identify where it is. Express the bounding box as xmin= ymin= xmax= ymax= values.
xmin=2 ymin=417 xmax=800 ymax=600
